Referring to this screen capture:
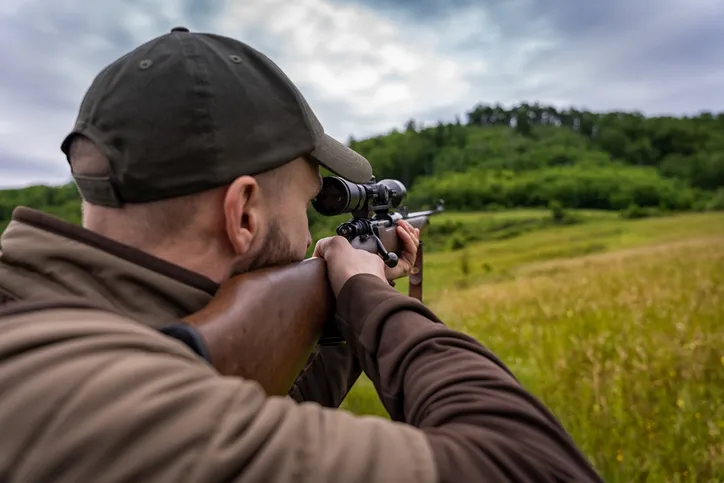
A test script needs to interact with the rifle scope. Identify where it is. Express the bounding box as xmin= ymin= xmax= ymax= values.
xmin=312 ymin=176 xmax=407 ymax=216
